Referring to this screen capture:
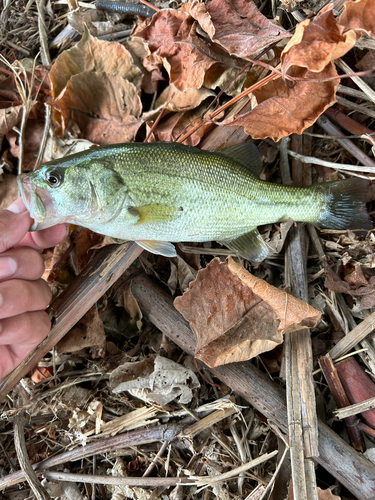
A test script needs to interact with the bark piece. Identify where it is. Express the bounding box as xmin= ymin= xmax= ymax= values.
xmin=319 ymin=355 xmax=365 ymax=451
xmin=336 ymin=357 xmax=375 ymax=429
